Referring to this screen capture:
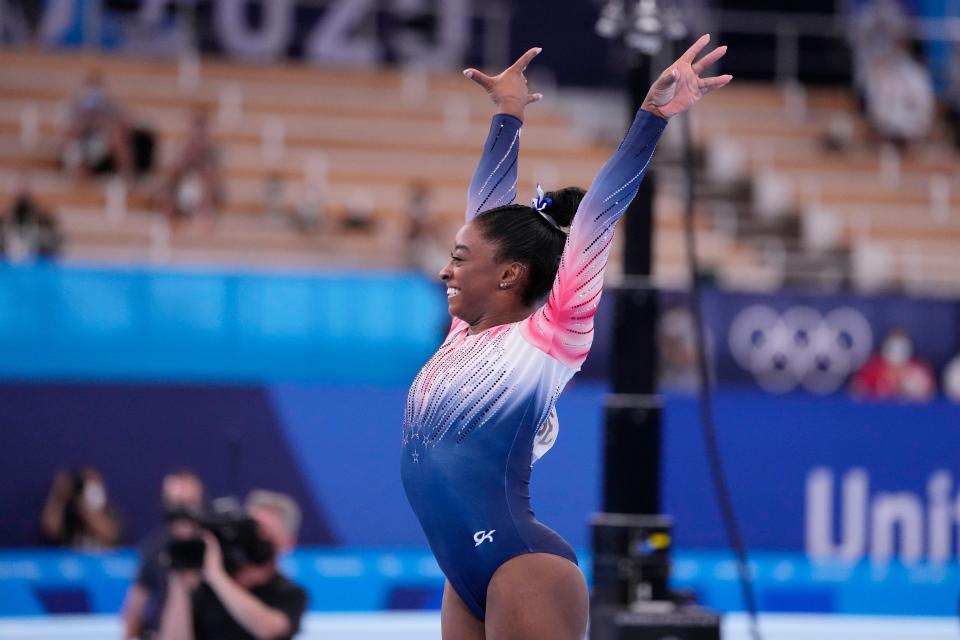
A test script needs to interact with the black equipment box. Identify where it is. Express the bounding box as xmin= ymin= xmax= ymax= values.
xmin=591 ymin=606 xmax=722 ymax=640
xmin=592 ymin=513 xmax=673 ymax=605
